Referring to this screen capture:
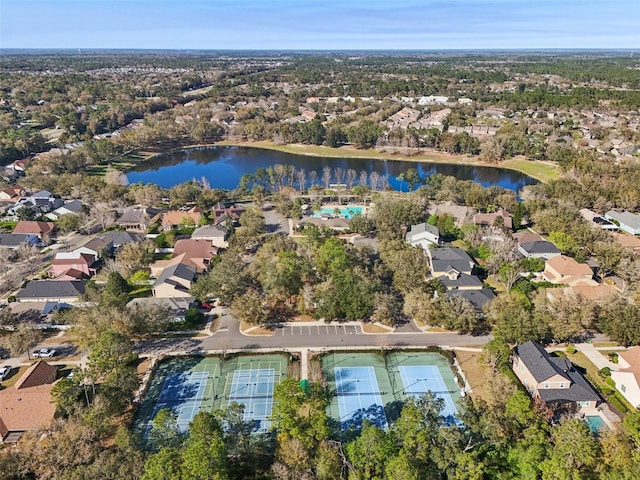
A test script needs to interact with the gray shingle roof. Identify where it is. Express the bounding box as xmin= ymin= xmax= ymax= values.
xmin=514 ymin=341 xmax=566 ymax=383
xmin=100 ymin=231 xmax=143 ymax=246
xmin=446 ymin=289 xmax=495 ymax=310
xmin=154 ymin=262 xmax=196 ymax=287
xmin=519 ymin=241 xmax=561 ymax=255
xmin=606 ymin=210 xmax=640 ymax=231
xmin=439 ymin=272 xmax=483 ymax=289
xmin=513 ymin=341 xmax=600 ymax=403
xmin=191 ymin=225 xmax=228 ymax=238
xmin=17 ymin=280 xmax=87 ymax=300
xmin=0 ymin=233 xmax=36 ymax=248
xmin=406 ymin=222 xmax=439 ymax=241
xmin=428 ymin=247 xmax=474 ymax=274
